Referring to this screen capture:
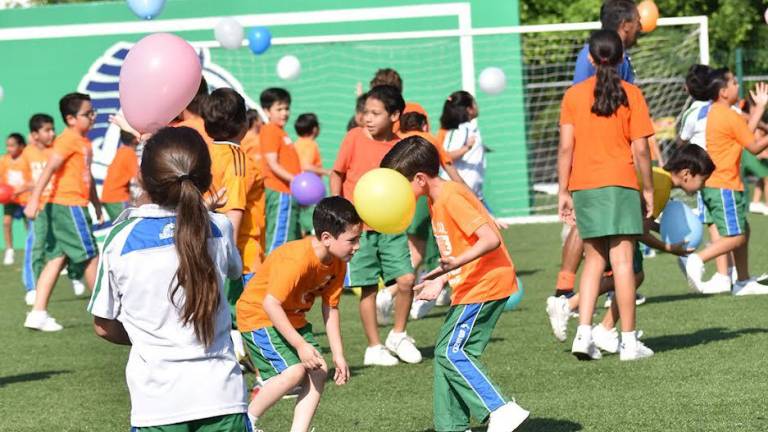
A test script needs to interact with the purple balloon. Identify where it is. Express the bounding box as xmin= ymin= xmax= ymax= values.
xmin=291 ymin=172 xmax=326 ymax=205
